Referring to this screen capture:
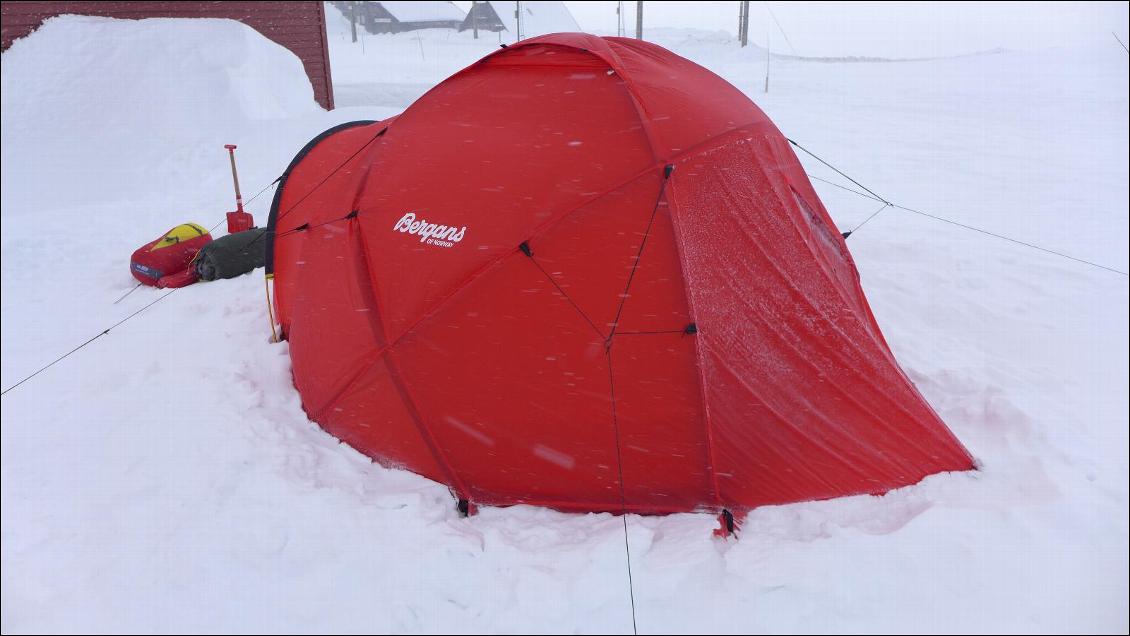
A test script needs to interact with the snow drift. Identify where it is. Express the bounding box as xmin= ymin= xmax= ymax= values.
xmin=0 ymin=15 xmax=320 ymax=213
xmin=479 ymin=0 xmax=581 ymax=39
